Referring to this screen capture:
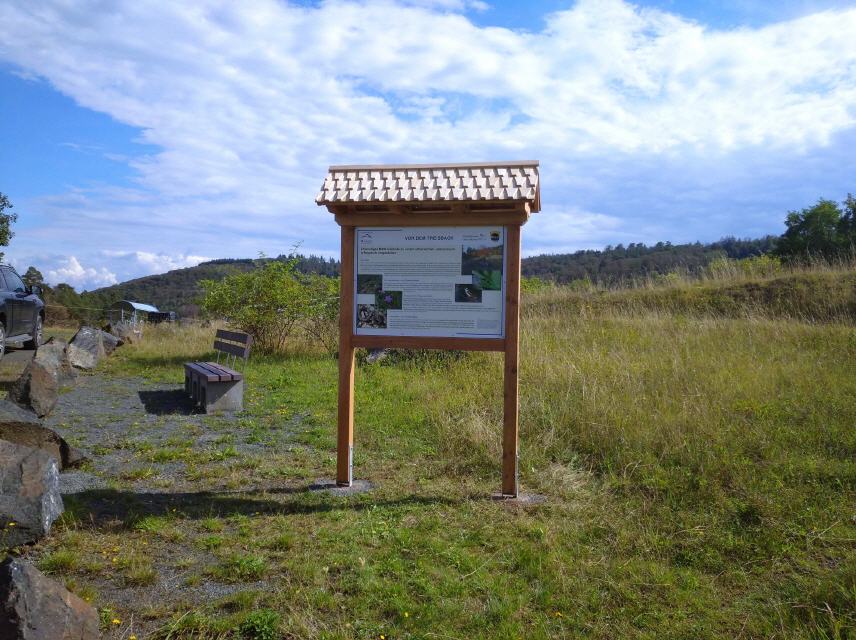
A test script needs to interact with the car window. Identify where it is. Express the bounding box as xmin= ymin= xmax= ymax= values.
xmin=4 ymin=270 xmax=25 ymax=292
